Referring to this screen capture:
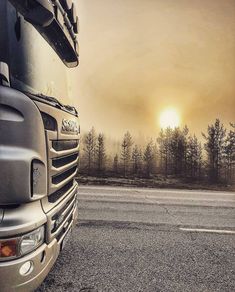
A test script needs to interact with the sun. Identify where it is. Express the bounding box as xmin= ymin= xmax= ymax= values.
xmin=159 ymin=108 xmax=180 ymax=129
